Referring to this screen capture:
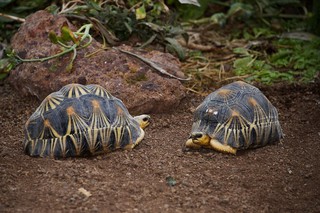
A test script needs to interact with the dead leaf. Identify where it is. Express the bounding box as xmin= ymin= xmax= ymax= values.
xmin=78 ymin=187 xmax=92 ymax=198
